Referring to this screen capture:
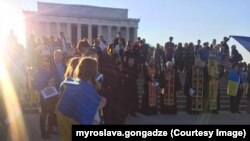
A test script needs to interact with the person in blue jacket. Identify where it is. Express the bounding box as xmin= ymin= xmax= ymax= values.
xmin=228 ymin=63 xmax=243 ymax=113
xmin=33 ymin=57 xmax=58 ymax=139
